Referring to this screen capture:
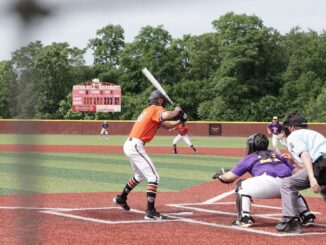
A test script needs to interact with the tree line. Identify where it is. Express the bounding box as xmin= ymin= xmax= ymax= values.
xmin=0 ymin=12 xmax=326 ymax=122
